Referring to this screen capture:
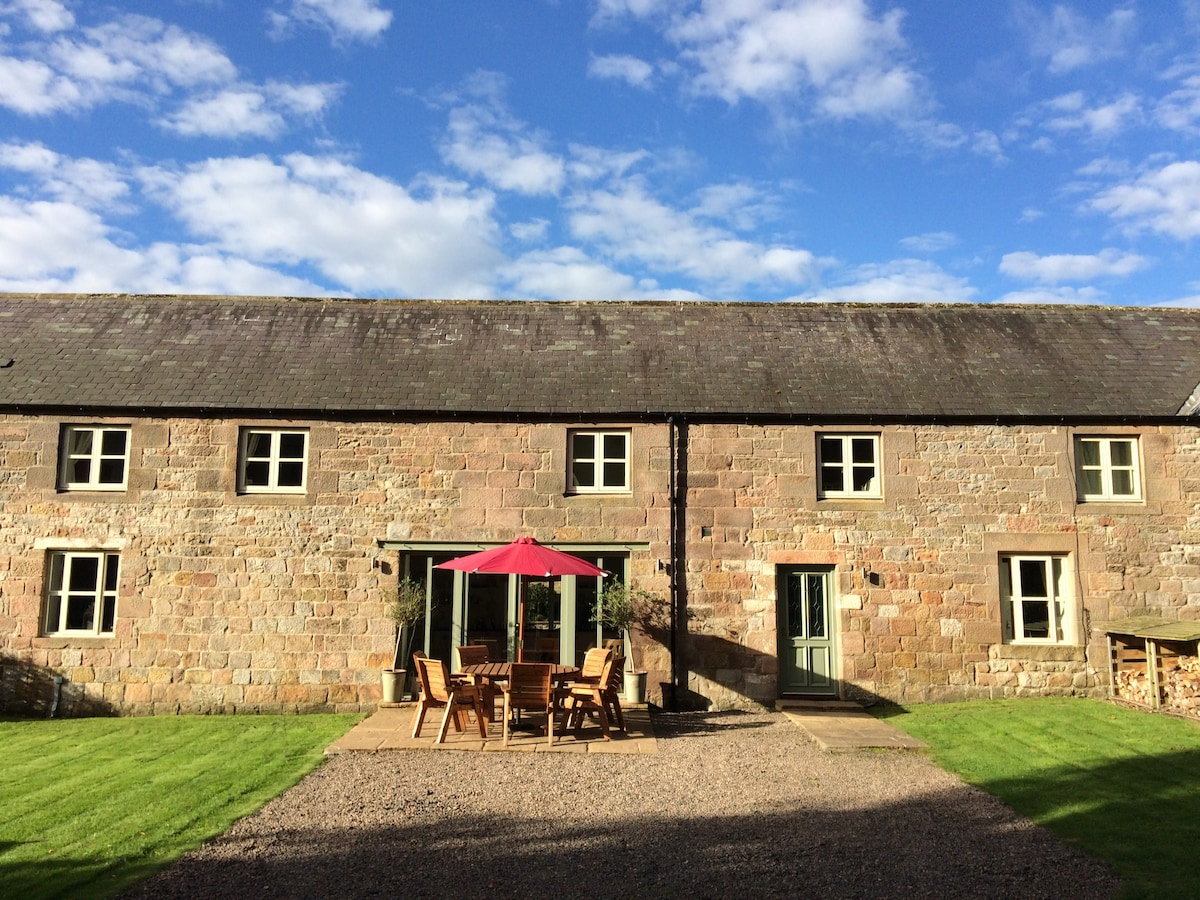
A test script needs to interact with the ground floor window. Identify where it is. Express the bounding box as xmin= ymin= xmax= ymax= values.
xmin=1000 ymin=554 xmax=1074 ymax=644
xmin=43 ymin=550 xmax=119 ymax=636
xmin=398 ymin=549 xmax=628 ymax=668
